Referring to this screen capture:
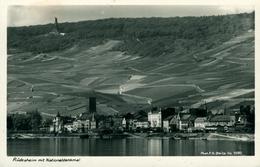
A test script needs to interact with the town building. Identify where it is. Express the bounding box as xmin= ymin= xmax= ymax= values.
xmin=90 ymin=114 xmax=96 ymax=129
xmin=128 ymin=119 xmax=138 ymax=131
xmin=148 ymin=108 xmax=162 ymax=128
xmin=177 ymin=113 xmax=196 ymax=131
xmin=98 ymin=116 xmax=113 ymax=129
xmin=207 ymin=115 xmax=236 ymax=126
xmin=68 ymin=97 xmax=98 ymax=132
xmin=205 ymin=115 xmax=236 ymax=131
xmin=123 ymin=113 xmax=136 ymax=131
xmin=112 ymin=116 xmax=124 ymax=130
xmin=194 ymin=117 xmax=207 ymax=130
xmin=168 ymin=115 xmax=179 ymax=131
xmin=64 ymin=123 xmax=75 ymax=133
xmin=163 ymin=115 xmax=175 ymax=132
xmin=122 ymin=118 xmax=126 ymax=129
xmin=136 ymin=121 xmax=149 ymax=129
xmin=136 ymin=117 xmax=149 ymax=129
xmin=73 ymin=119 xmax=90 ymax=132
xmin=50 ymin=112 xmax=63 ymax=133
